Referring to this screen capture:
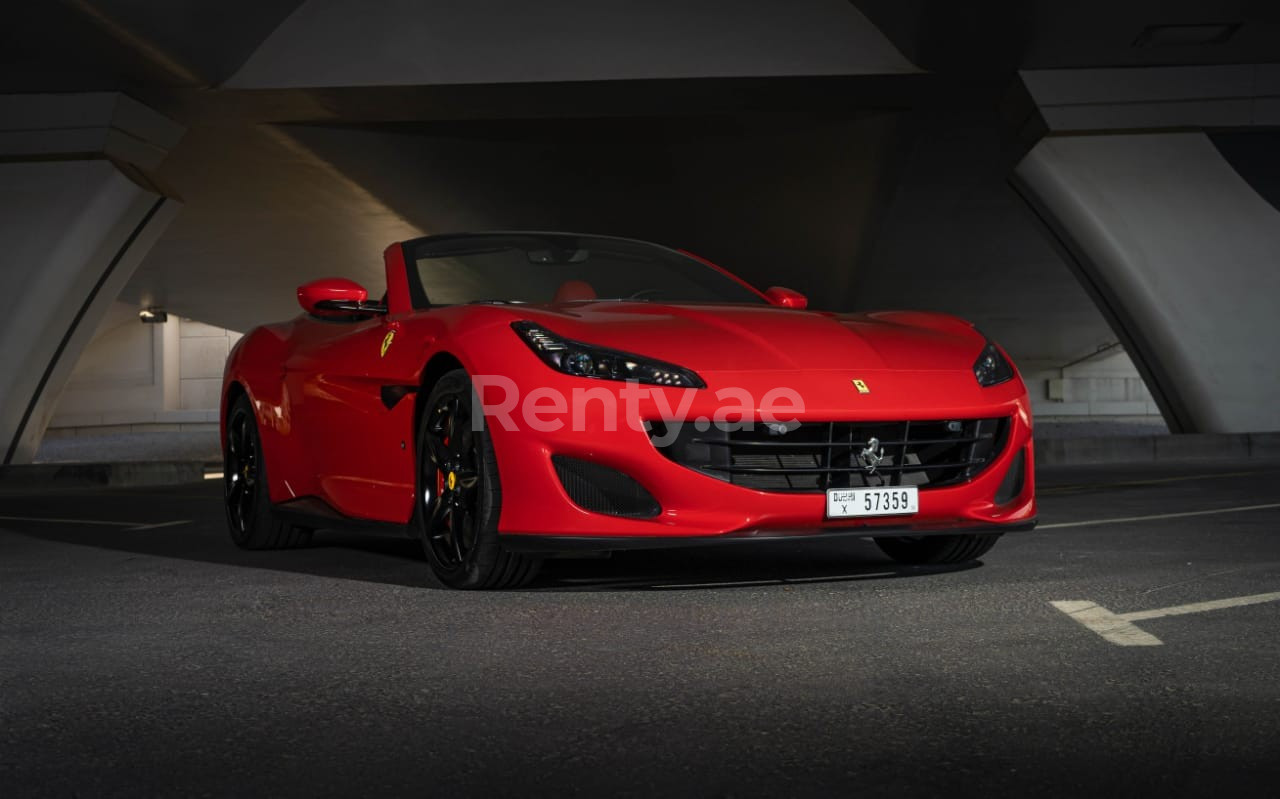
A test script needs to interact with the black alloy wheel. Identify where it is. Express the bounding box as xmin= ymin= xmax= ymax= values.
xmin=421 ymin=393 xmax=481 ymax=570
xmin=416 ymin=369 xmax=540 ymax=589
xmin=225 ymin=402 xmax=258 ymax=541
xmin=223 ymin=394 xmax=311 ymax=550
